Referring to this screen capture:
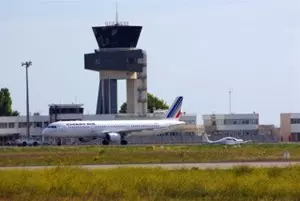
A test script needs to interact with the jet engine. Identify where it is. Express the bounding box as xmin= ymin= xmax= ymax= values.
xmin=107 ymin=133 xmax=121 ymax=142
xmin=102 ymin=133 xmax=127 ymax=145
